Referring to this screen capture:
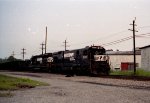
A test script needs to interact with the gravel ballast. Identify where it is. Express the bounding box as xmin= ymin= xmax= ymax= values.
xmin=0 ymin=71 xmax=150 ymax=103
